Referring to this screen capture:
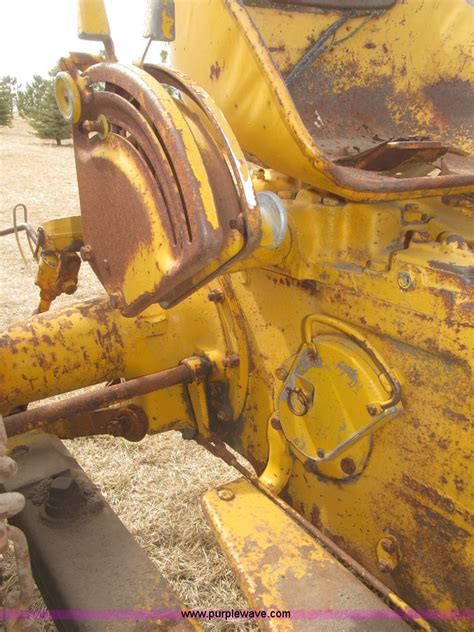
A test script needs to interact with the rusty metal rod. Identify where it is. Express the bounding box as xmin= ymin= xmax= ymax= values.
xmin=5 ymin=357 xmax=211 ymax=438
